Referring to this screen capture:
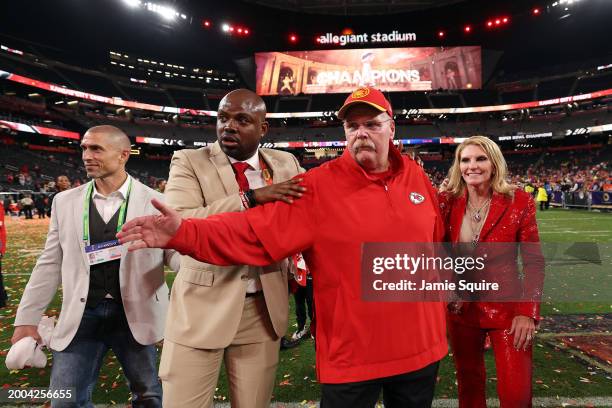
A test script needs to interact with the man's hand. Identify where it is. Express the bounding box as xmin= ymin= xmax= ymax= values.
xmin=117 ymin=199 xmax=182 ymax=251
xmin=253 ymin=178 xmax=306 ymax=205
xmin=12 ymin=325 xmax=42 ymax=345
